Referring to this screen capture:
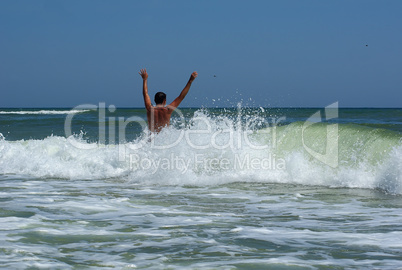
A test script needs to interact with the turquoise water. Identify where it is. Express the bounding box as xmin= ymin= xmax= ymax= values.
xmin=1 ymin=107 xmax=402 ymax=269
